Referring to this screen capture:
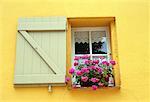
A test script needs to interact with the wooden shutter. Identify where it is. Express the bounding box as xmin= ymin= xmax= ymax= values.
xmin=14 ymin=17 xmax=66 ymax=86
